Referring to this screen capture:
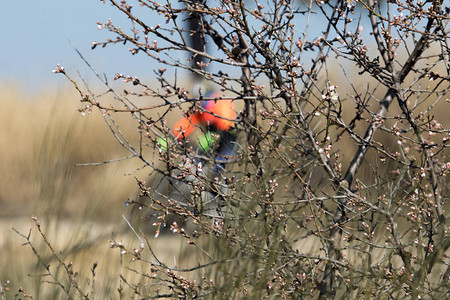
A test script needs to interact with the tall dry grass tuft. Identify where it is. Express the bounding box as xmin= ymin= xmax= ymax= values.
xmin=0 ymin=85 xmax=140 ymax=220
